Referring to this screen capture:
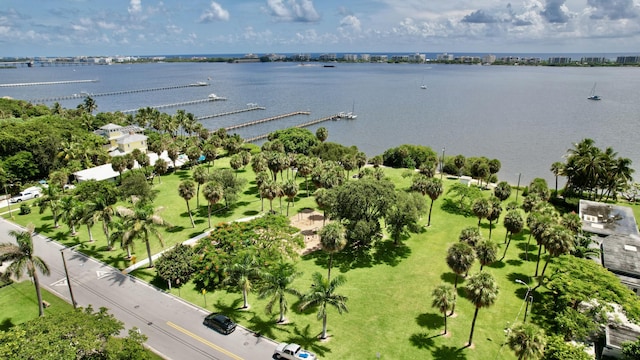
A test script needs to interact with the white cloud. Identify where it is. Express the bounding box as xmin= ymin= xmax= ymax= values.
xmin=128 ymin=0 xmax=142 ymax=15
xmin=340 ymin=15 xmax=361 ymax=32
xmin=199 ymin=1 xmax=230 ymax=23
xmin=266 ymin=0 xmax=320 ymax=22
